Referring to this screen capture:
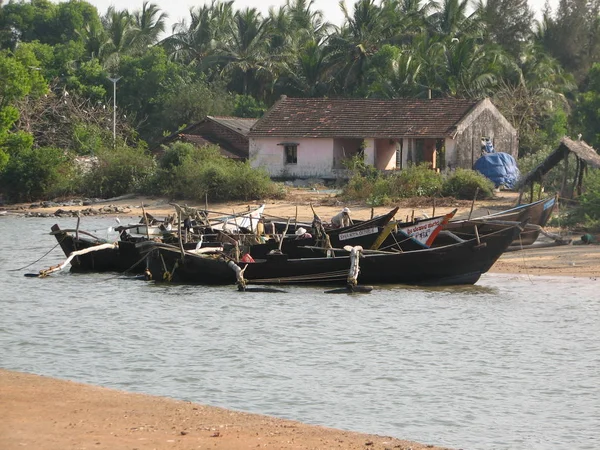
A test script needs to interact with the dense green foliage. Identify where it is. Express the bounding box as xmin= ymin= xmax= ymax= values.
xmin=81 ymin=145 xmax=156 ymax=198
xmin=441 ymin=168 xmax=495 ymax=200
xmin=578 ymin=169 xmax=600 ymax=230
xmin=343 ymin=164 xmax=492 ymax=204
xmin=0 ymin=0 xmax=599 ymax=217
xmin=152 ymin=143 xmax=284 ymax=202
xmin=0 ymin=146 xmax=76 ymax=202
